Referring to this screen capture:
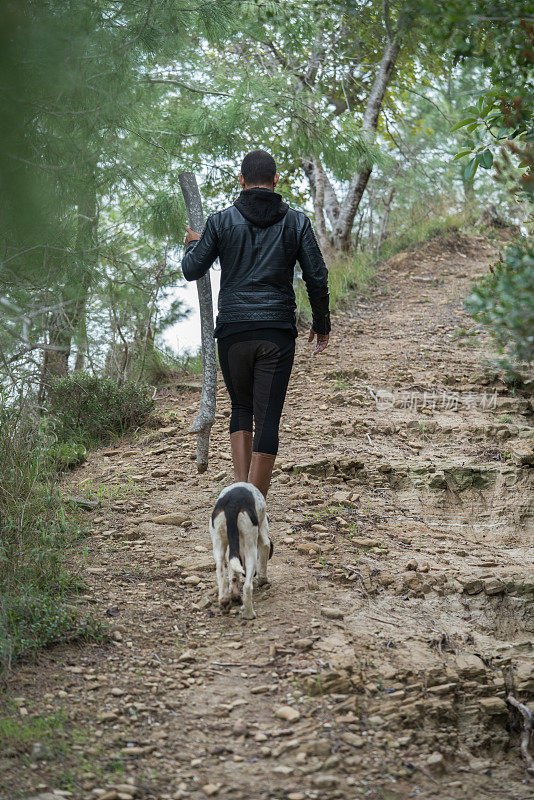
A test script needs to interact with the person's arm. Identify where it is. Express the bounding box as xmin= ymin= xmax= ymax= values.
xmin=181 ymin=214 xmax=219 ymax=281
xmin=297 ymin=216 xmax=331 ymax=352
